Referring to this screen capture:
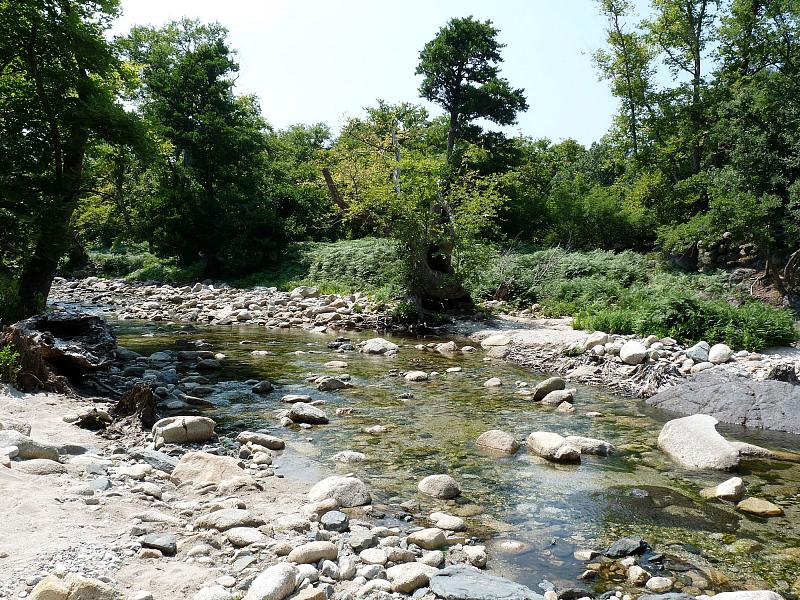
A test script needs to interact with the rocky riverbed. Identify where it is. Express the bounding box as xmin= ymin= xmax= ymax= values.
xmin=1 ymin=278 xmax=797 ymax=599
